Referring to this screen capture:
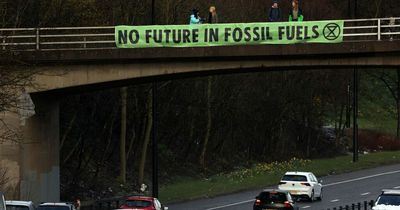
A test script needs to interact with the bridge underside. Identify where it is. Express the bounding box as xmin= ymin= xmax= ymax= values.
xmin=29 ymin=41 xmax=400 ymax=93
